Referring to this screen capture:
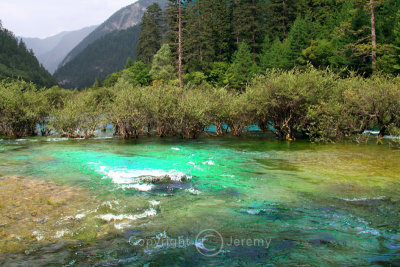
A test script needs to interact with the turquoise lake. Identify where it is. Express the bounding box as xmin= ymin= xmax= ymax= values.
xmin=0 ymin=136 xmax=399 ymax=265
